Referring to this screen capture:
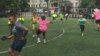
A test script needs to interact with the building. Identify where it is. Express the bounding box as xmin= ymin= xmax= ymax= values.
xmin=29 ymin=0 xmax=47 ymax=8
xmin=68 ymin=0 xmax=81 ymax=8
xmin=68 ymin=0 xmax=81 ymax=12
